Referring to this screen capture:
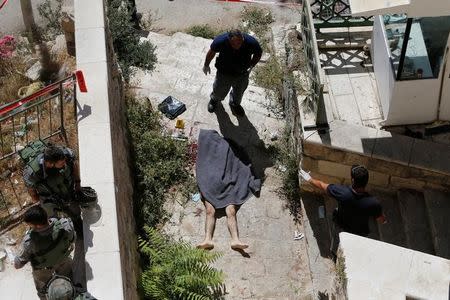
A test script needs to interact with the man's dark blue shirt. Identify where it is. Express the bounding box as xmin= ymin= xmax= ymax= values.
xmin=327 ymin=184 xmax=382 ymax=236
xmin=210 ymin=33 xmax=262 ymax=75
